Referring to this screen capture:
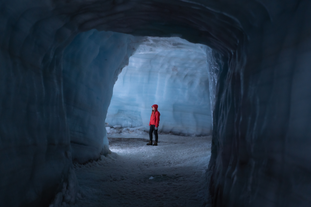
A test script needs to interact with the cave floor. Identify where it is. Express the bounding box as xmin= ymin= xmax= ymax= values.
xmin=72 ymin=134 xmax=211 ymax=207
